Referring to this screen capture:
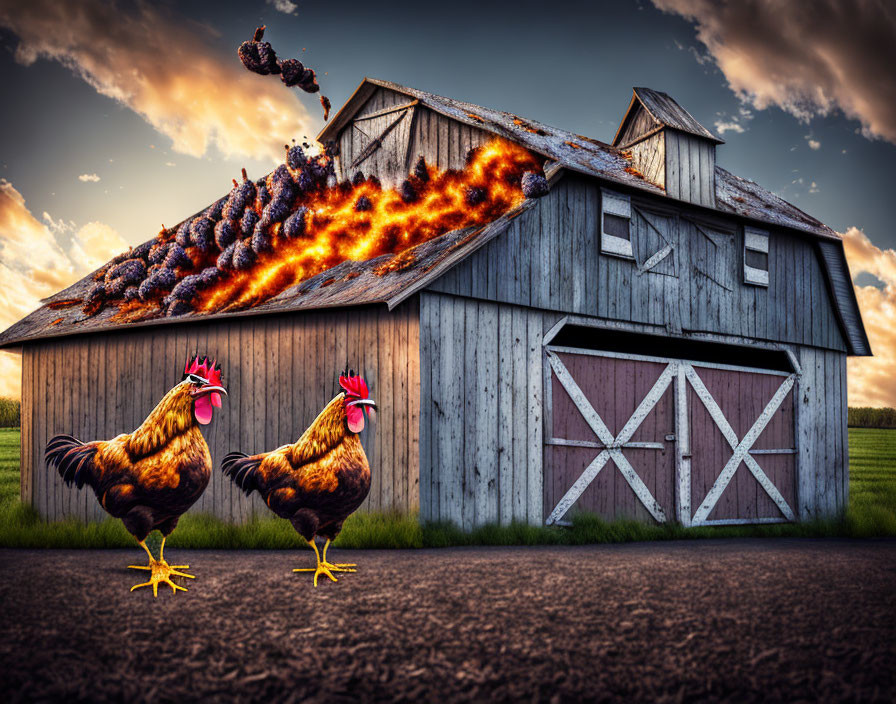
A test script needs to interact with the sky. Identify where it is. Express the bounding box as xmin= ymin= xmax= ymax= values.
xmin=0 ymin=0 xmax=893 ymax=404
